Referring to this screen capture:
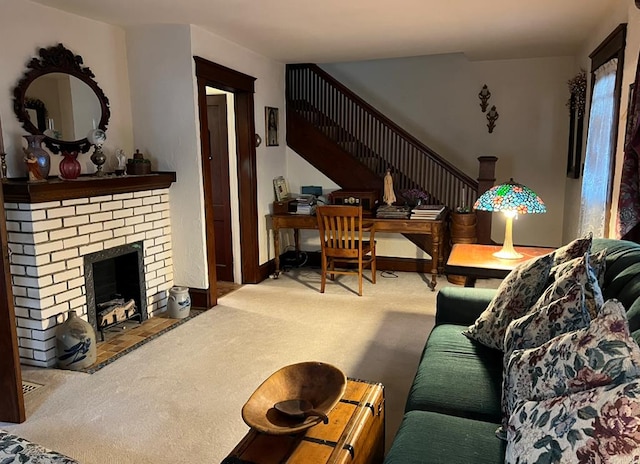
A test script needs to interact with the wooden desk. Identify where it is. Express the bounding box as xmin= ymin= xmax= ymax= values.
xmin=271 ymin=214 xmax=446 ymax=290
xmin=445 ymin=243 xmax=556 ymax=287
